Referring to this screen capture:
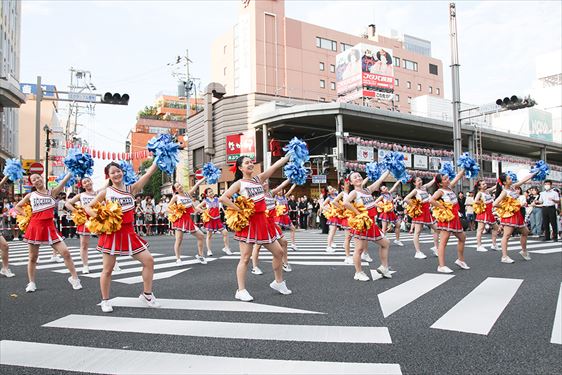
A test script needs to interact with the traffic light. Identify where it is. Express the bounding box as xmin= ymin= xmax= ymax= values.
xmin=101 ymin=92 xmax=130 ymax=105
xmin=321 ymin=158 xmax=330 ymax=175
xmin=303 ymin=161 xmax=313 ymax=176
xmin=495 ymin=95 xmax=536 ymax=110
